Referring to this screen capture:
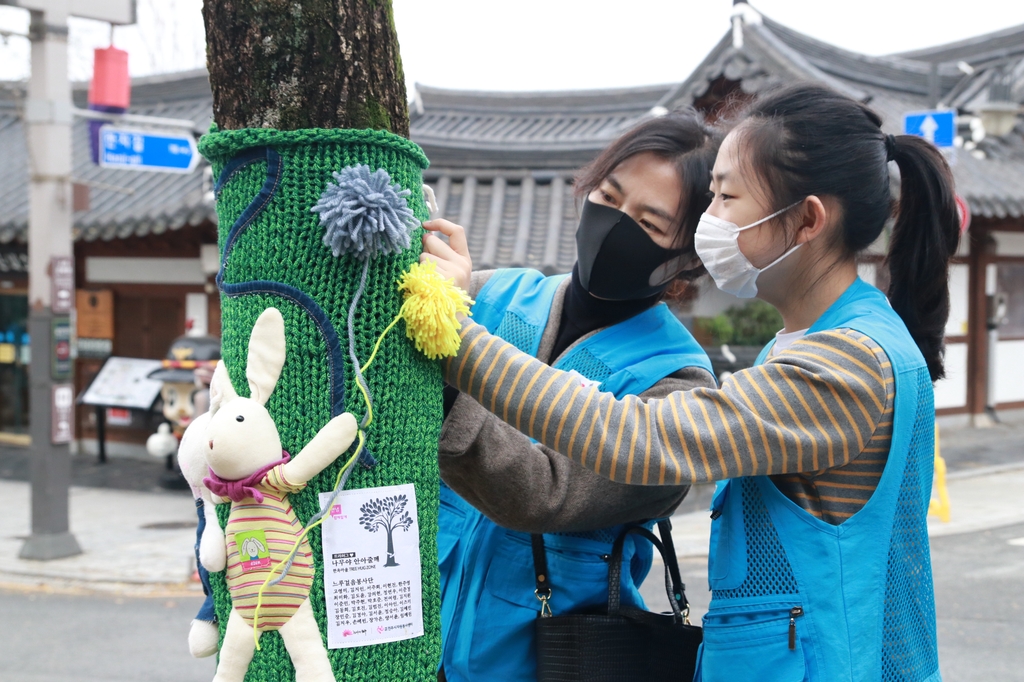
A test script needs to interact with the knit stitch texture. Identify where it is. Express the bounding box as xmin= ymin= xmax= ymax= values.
xmin=199 ymin=127 xmax=441 ymax=681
